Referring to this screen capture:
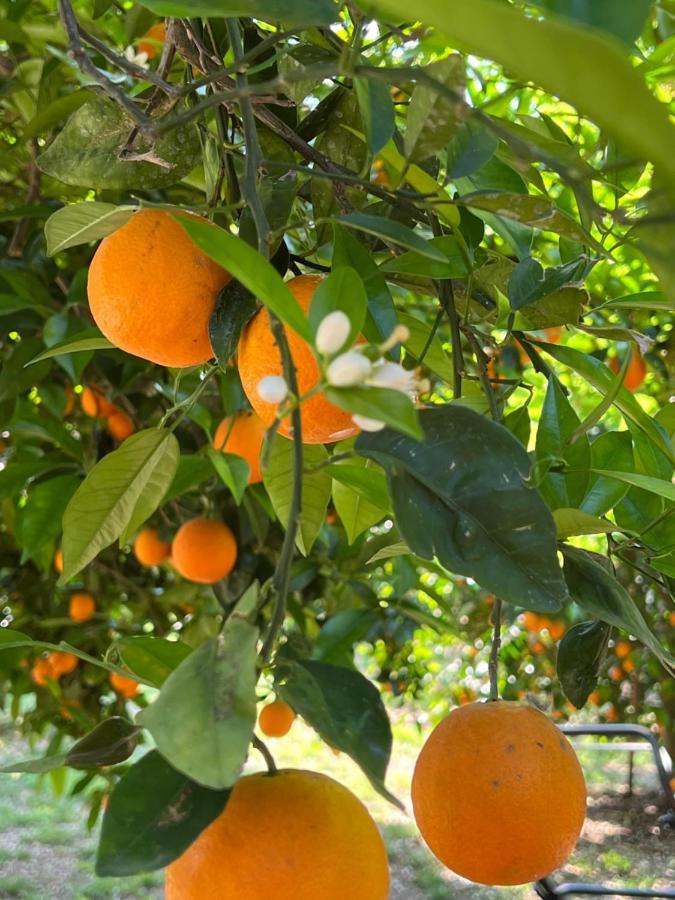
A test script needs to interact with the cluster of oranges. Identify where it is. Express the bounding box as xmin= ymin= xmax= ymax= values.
xmin=521 ymin=610 xmax=566 ymax=644
xmin=79 ymin=386 xmax=134 ymax=441
xmin=131 ymin=518 xmax=237 ymax=584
